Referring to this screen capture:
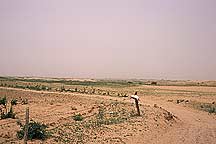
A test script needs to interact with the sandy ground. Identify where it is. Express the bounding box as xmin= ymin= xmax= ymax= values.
xmin=143 ymin=85 xmax=216 ymax=93
xmin=0 ymin=86 xmax=215 ymax=144
xmin=140 ymin=97 xmax=216 ymax=144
